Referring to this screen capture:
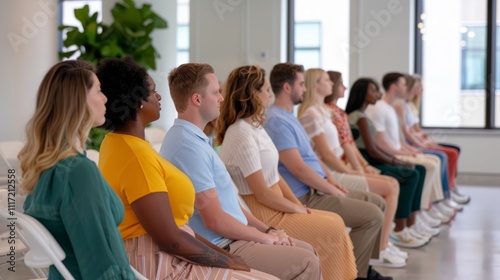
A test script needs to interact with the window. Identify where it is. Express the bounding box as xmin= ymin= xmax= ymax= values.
xmin=290 ymin=0 xmax=350 ymax=108
xmin=416 ymin=0 xmax=499 ymax=128
xmin=177 ymin=0 xmax=190 ymax=64
xmin=294 ymin=22 xmax=321 ymax=69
